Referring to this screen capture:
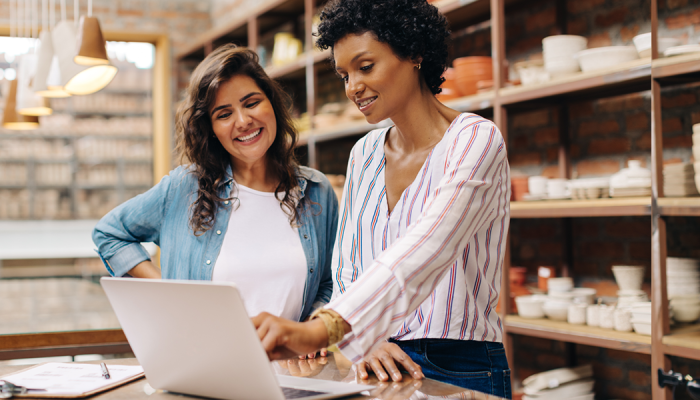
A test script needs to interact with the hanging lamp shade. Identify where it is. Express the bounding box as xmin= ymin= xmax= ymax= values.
xmin=74 ymin=16 xmax=109 ymax=65
xmin=17 ymin=54 xmax=53 ymax=116
xmin=33 ymin=30 xmax=71 ymax=98
xmin=2 ymin=79 xmax=40 ymax=130
xmin=52 ymin=20 xmax=117 ymax=95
